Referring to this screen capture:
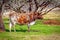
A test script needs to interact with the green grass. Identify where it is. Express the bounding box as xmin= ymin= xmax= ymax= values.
xmin=0 ymin=18 xmax=60 ymax=40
